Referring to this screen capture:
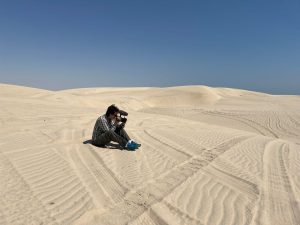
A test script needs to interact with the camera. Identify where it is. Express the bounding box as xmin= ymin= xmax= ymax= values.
xmin=117 ymin=110 xmax=128 ymax=124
